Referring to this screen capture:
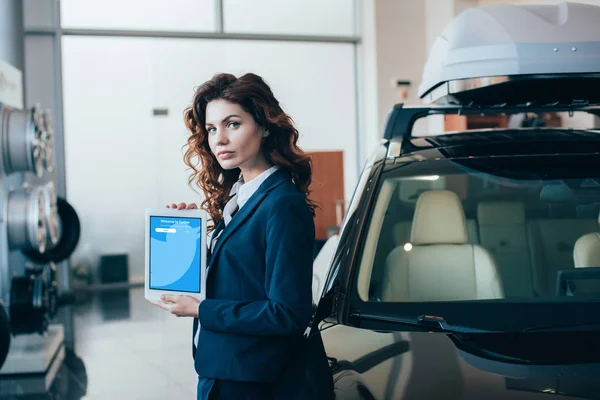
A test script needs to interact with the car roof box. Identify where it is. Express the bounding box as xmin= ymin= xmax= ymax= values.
xmin=419 ymin=2 xmax=600 ymax=106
